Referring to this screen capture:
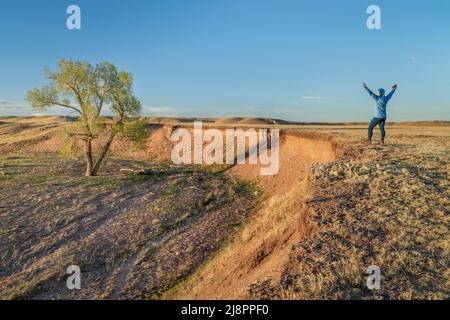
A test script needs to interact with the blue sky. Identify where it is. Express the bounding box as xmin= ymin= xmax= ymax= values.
xmin=0 ymin=0 xmax=449 ymax=121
